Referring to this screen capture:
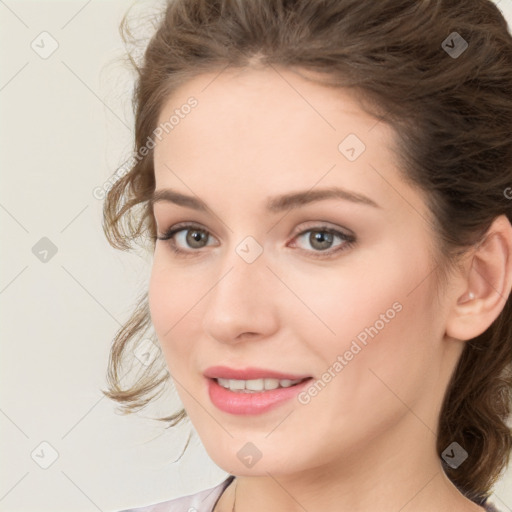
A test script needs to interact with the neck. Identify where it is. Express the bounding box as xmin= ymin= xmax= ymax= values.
xmin=230 ymin=464 xmax=484 ymax=512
